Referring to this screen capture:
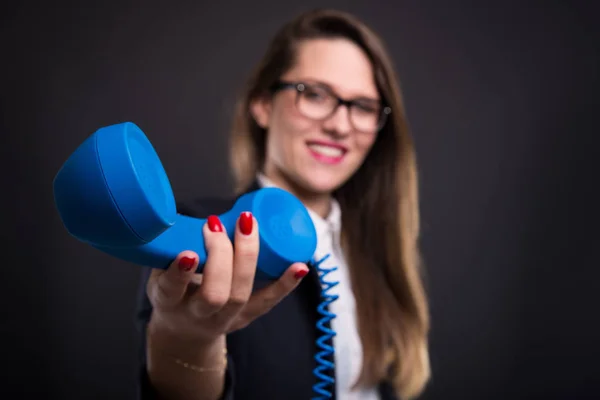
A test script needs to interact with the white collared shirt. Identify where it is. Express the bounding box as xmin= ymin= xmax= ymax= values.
xmin=257 ymin=174 xmax=380 ymax=400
